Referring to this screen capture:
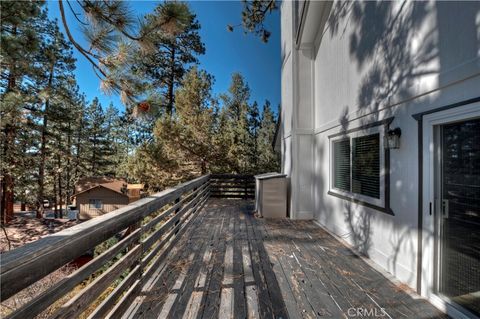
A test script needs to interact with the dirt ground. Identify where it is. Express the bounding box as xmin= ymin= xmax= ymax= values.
xmin=0 ymin=213 xmax=78 ymax=253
